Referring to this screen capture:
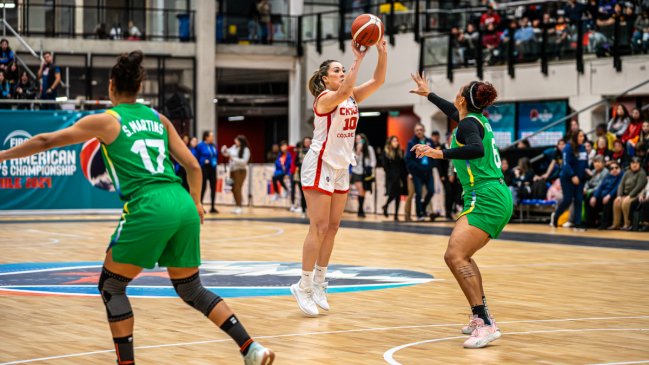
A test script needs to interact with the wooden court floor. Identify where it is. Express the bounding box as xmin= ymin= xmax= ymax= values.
xmin=1 ymin=209 xmax=648 ymax=364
